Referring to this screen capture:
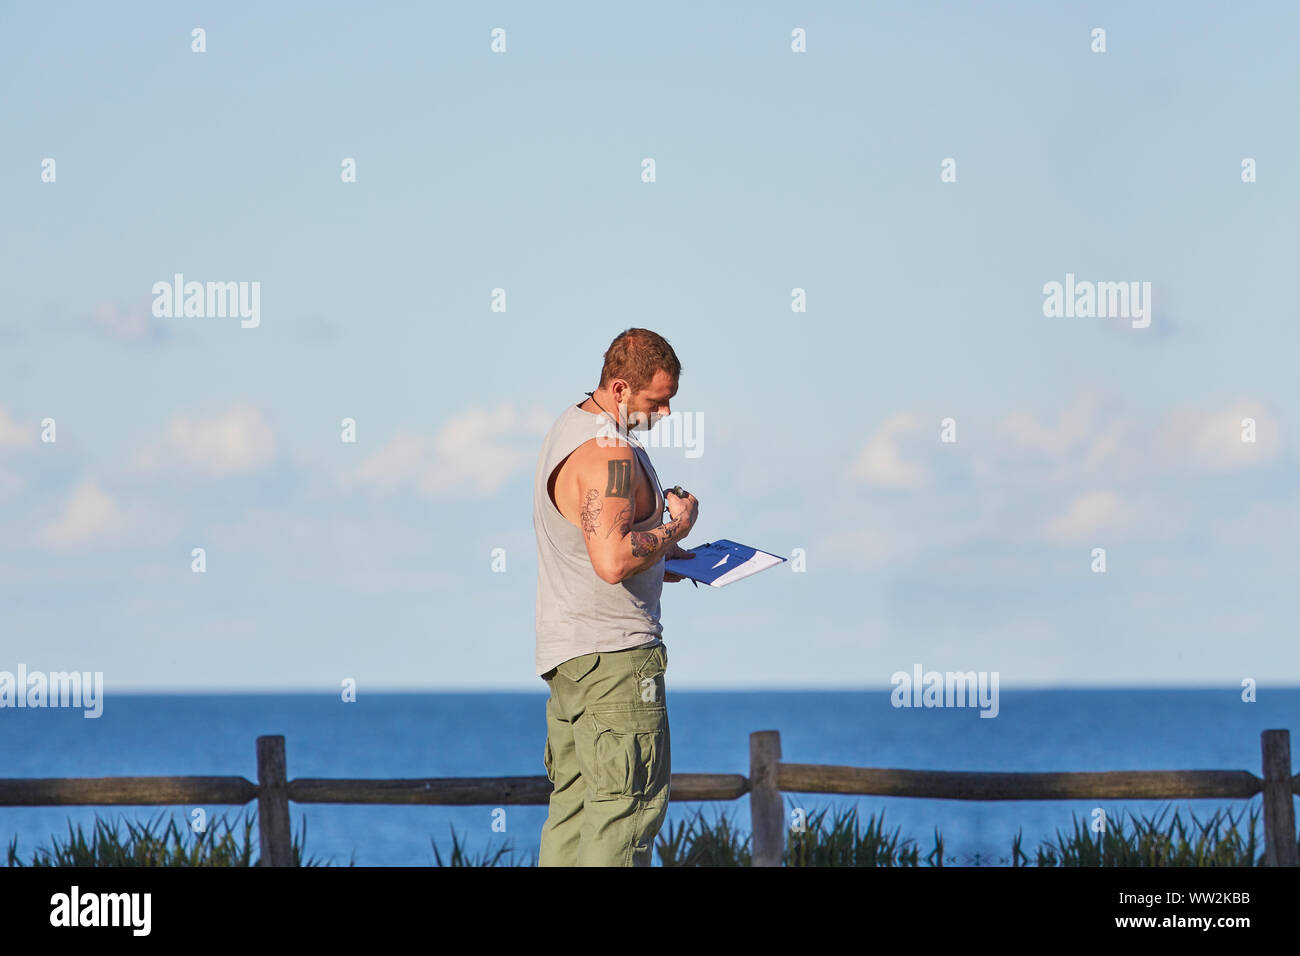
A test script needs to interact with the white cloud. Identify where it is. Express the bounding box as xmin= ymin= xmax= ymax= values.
xmin=1041 ymin=490 xmax=1127 ymax=543
xmin=998 ymin=387 xmax=1111 ymax=459
xmin=1173 ymin=401 xmax=1279 ymax=472
xmin=131 ymin=405 xmax=276 ymax=479
xmin=1041 ymin=489 xmax=1189 ymax=545
xmin=38 ymin=479 xmax=128 ymax=550
xmin=979 ymin=388 xmax=1134 ymax=488
xmin=851 ymin=413 xmax=930 ymax=489
xmin=836 ymin=387 xmax=1269 ymax=556
xmin=353 ymin=402 xmax=552 ymax=499
xmin=989 ymin=390 xmax=1279 ymax=484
